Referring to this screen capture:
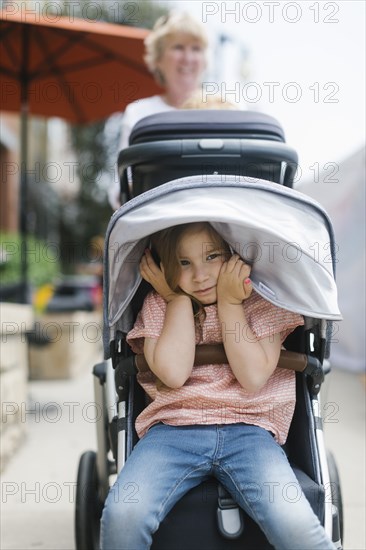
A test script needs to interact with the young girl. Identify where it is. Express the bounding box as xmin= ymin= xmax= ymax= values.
xmin=101 ymin=222 xmax=336 ymax=550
